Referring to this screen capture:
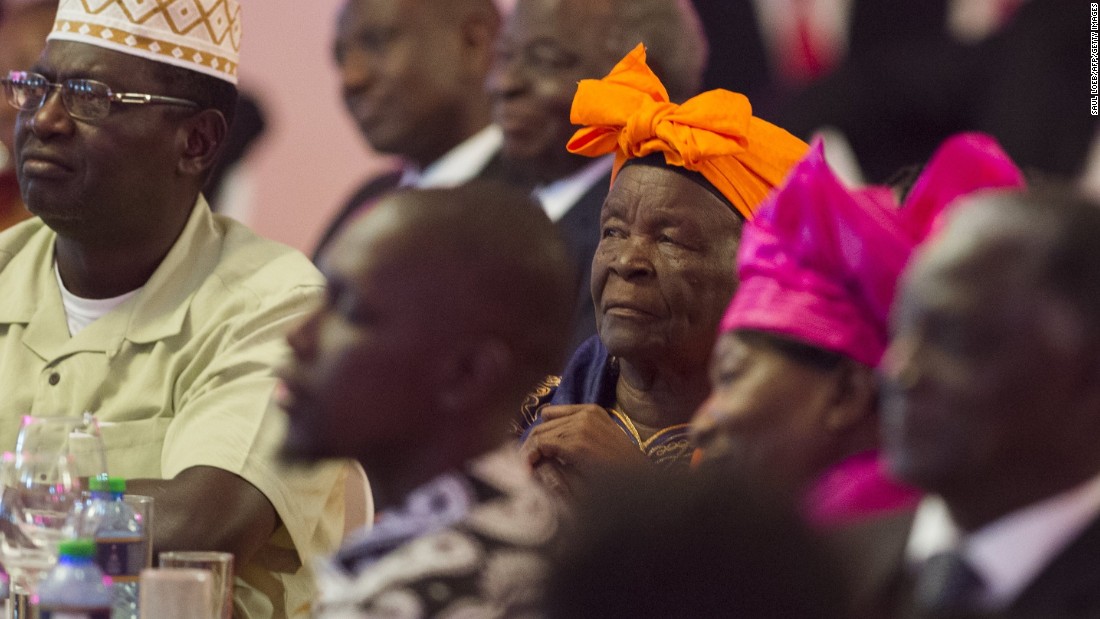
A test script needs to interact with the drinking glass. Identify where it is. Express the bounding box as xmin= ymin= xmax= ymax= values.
xmin=0 ymin=451 xmax=81 ymax=617
xmin=159 ymin=552 xmax=234 ymax=619
xmin=1 ymin=415 xmax=107 ymax=615
xmin=14 ymin=414 xmax=107 ymax=486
